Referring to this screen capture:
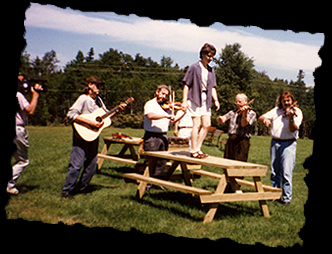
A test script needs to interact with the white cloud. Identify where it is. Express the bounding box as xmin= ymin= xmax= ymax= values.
xmin=25 ymin=3 xmax=322 ymax=75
